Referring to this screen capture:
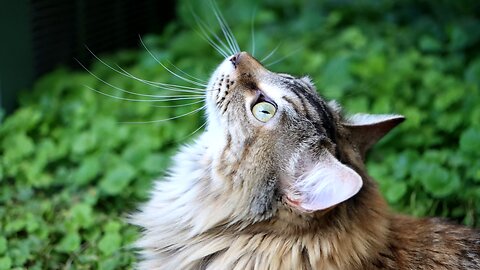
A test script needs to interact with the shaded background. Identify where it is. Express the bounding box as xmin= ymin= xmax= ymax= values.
xmin=1 ymin=0 xmax=480 ymax=269
xmin=1 ymin=0 xmax=174 ymax=113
